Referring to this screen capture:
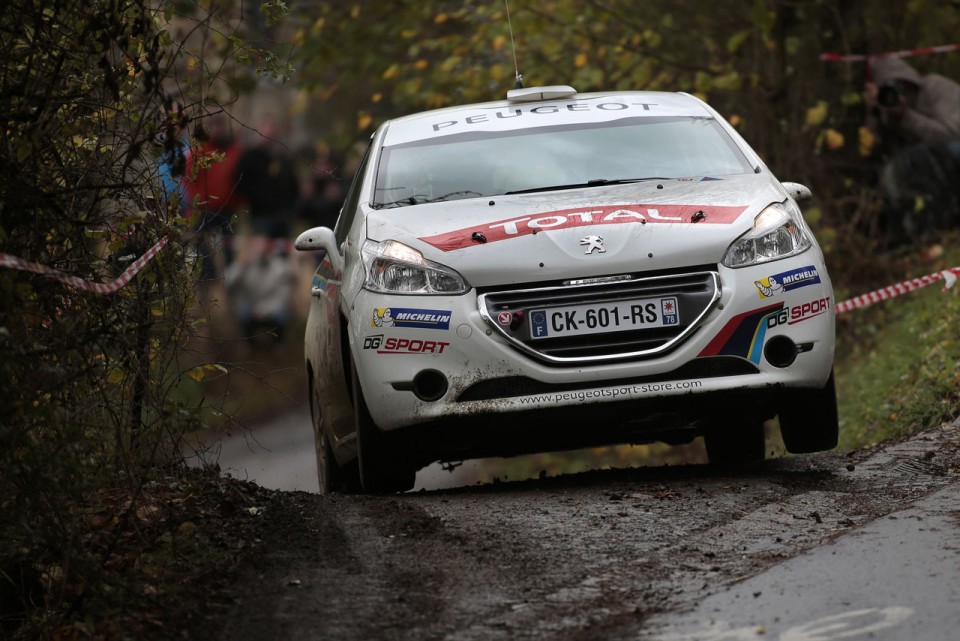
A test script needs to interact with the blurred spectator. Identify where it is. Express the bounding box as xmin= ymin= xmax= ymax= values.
xmin=184 ymin=115 xmax=243 ymax=280
xmin=156 ymin=124 xmax=189 ymax=213
xmin=296 ymin=145 xmax=346 ymax=230
xmin=866 ymin=58 xmax=960 ymax=150
xmin=865 ymin=58 xmax=960 ymax=244
xmin=224 ymin=236 xmax=296 ymax=344
xmin=235 ymin=119 xmax=300 ymax=239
